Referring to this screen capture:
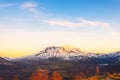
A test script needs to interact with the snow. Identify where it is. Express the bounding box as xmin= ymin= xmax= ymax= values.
xmin=11 ymin=46 xmax=120 ymax=62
